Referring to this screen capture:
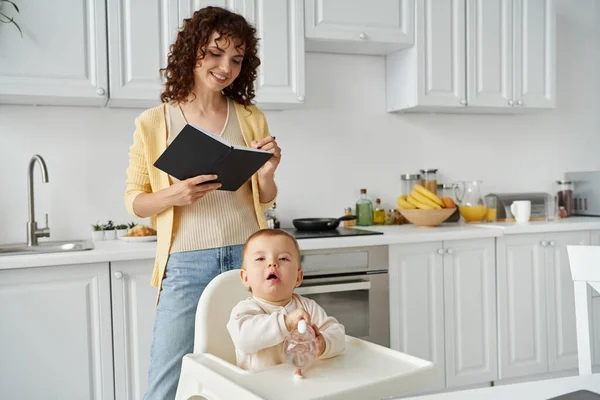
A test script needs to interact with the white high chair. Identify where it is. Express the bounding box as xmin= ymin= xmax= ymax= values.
xmin=175 ymin=270 xmax=435 ymax=400
xmin=567 ymin=245 xmax=600 ymax=375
